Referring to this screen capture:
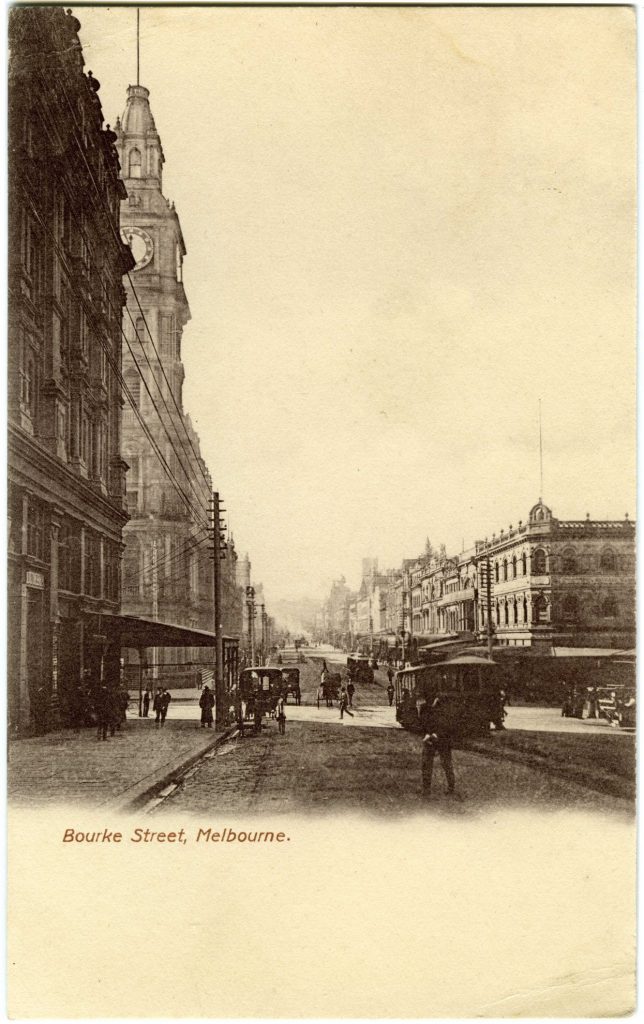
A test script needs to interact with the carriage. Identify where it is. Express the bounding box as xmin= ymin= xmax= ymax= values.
xmin=394 ymin=656 xmax=500 ymax=739
xmin=317 ymin=671 xmax=341 ymax=708
xmin=238 ymin=667 xmax=289 ymax=732
xmin=347 ymin=655 xmax=374 ymax=685
xmin=281 ymin=667 xmax=301 ymax=705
